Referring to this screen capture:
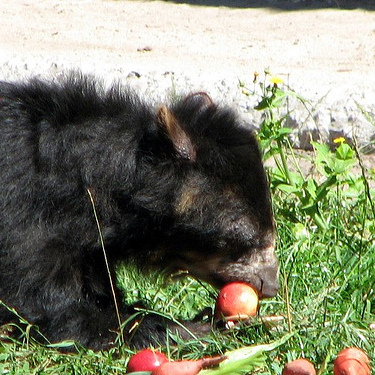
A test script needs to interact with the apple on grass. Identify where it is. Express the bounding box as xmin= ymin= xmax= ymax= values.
xmin=215 ymin=282 xmax=259 ymax=324
xmin=127 ymin=349 xmax=168 ymax=373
